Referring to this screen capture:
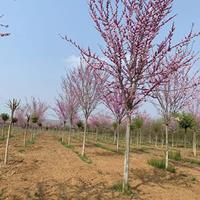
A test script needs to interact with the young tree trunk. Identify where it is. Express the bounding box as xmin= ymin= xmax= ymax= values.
xmin=81 ymin=118 xmax=88 ymax=156
xmin=130 ymin=131 xmax=133 ymax=145
xmin=193 ymin=131 xmax=197 ymax=157
xmin=95 ymin=128 xmax=98 ymax=143
xmin=161 ymin=132 xmax=164 ymax=148
xmin=165 ymin=124 xmax=169 ymax=169
xmin=31 ymin=130 xmax=34 ymax=142
xmin=116 ymin=123 xmax=120 ymax=152
xmin=4 ymin=124 xmax=12 ymax=165
xmin=123 ymin=114 xmax=131 ymax=193
xmin=171 ymin=133 xmax=174 ymax=148
xmin=1 ymin=122 xmax=5 ymax=139
xmin=61 ymin=131 xmax=64 ymax=143
xmin=149 ymin=133 xmax=152 ymax=144
xmin=155 ymin=135 xmax=158 ymax=148
xmin=136 ymin=130 xmax=139 ymax=148
xmin=68 ymin=130 xmax=71 ymax=145
xmin=113 ymin=128 xmax=117 ymax=144
xmin=23 ymin=124 xmax=28 ymax=148
xmin=68 ymin=118 xmax=73 ymax=145
xmin=139 ymin=129 xmax=142 ymax=148
xmin=184 ymin=128 xmax=187 ymax=149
